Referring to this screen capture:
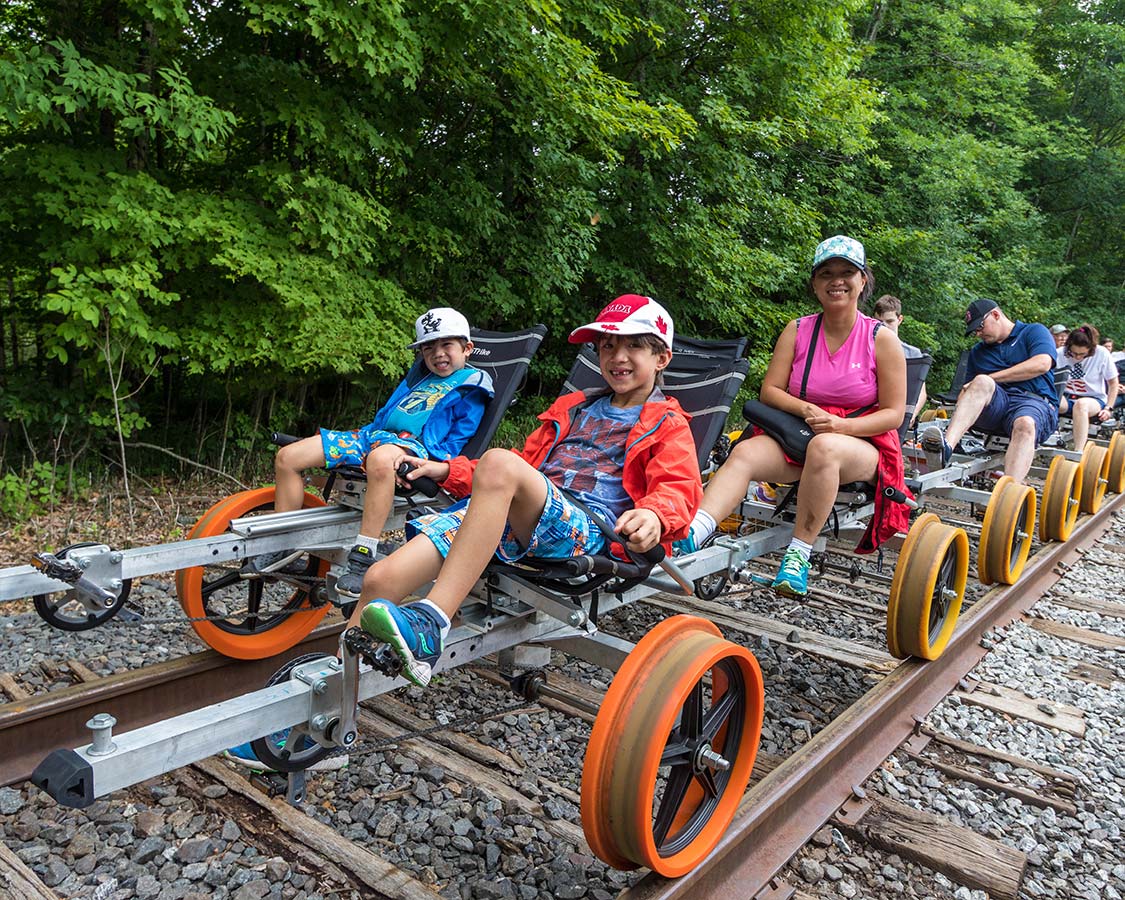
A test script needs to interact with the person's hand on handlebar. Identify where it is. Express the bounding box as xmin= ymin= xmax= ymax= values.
xmin=614 ymin=508 xmax=662 ymax=552
xmin=396 ymin=456 xmax=450 ymax=488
